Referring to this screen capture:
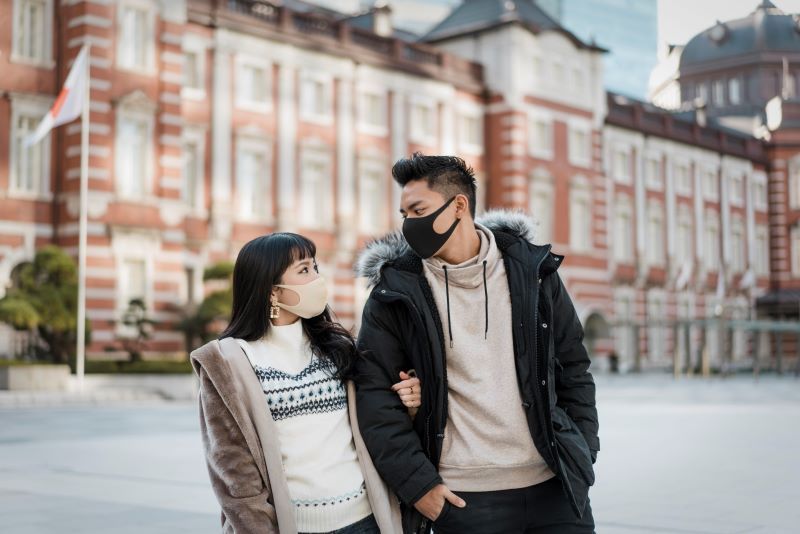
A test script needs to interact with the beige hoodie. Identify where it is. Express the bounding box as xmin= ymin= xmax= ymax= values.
xmin=422 ymin=224 xmax=555 ymax=492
